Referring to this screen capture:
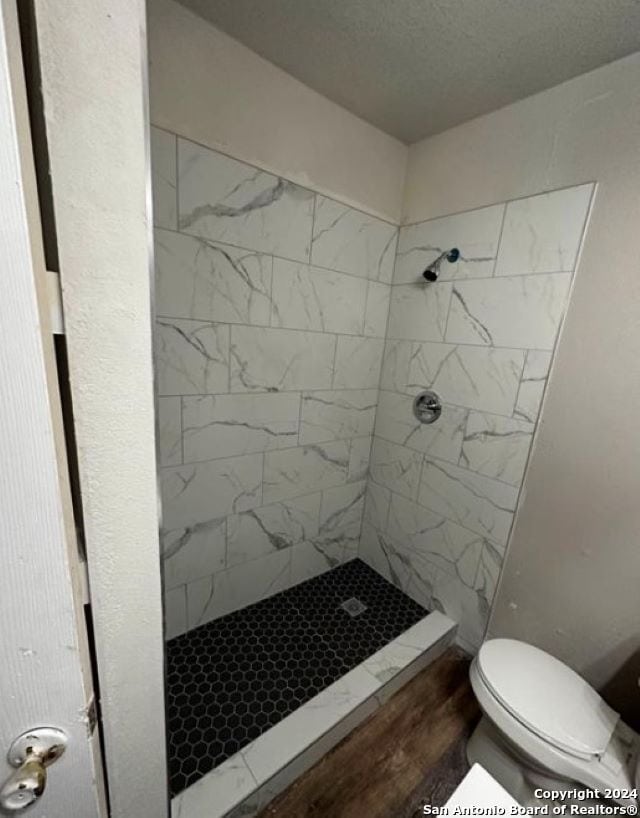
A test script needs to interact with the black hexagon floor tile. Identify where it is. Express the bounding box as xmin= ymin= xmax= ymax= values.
xmin=166 ymin=558 xmax=428 ymax=796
